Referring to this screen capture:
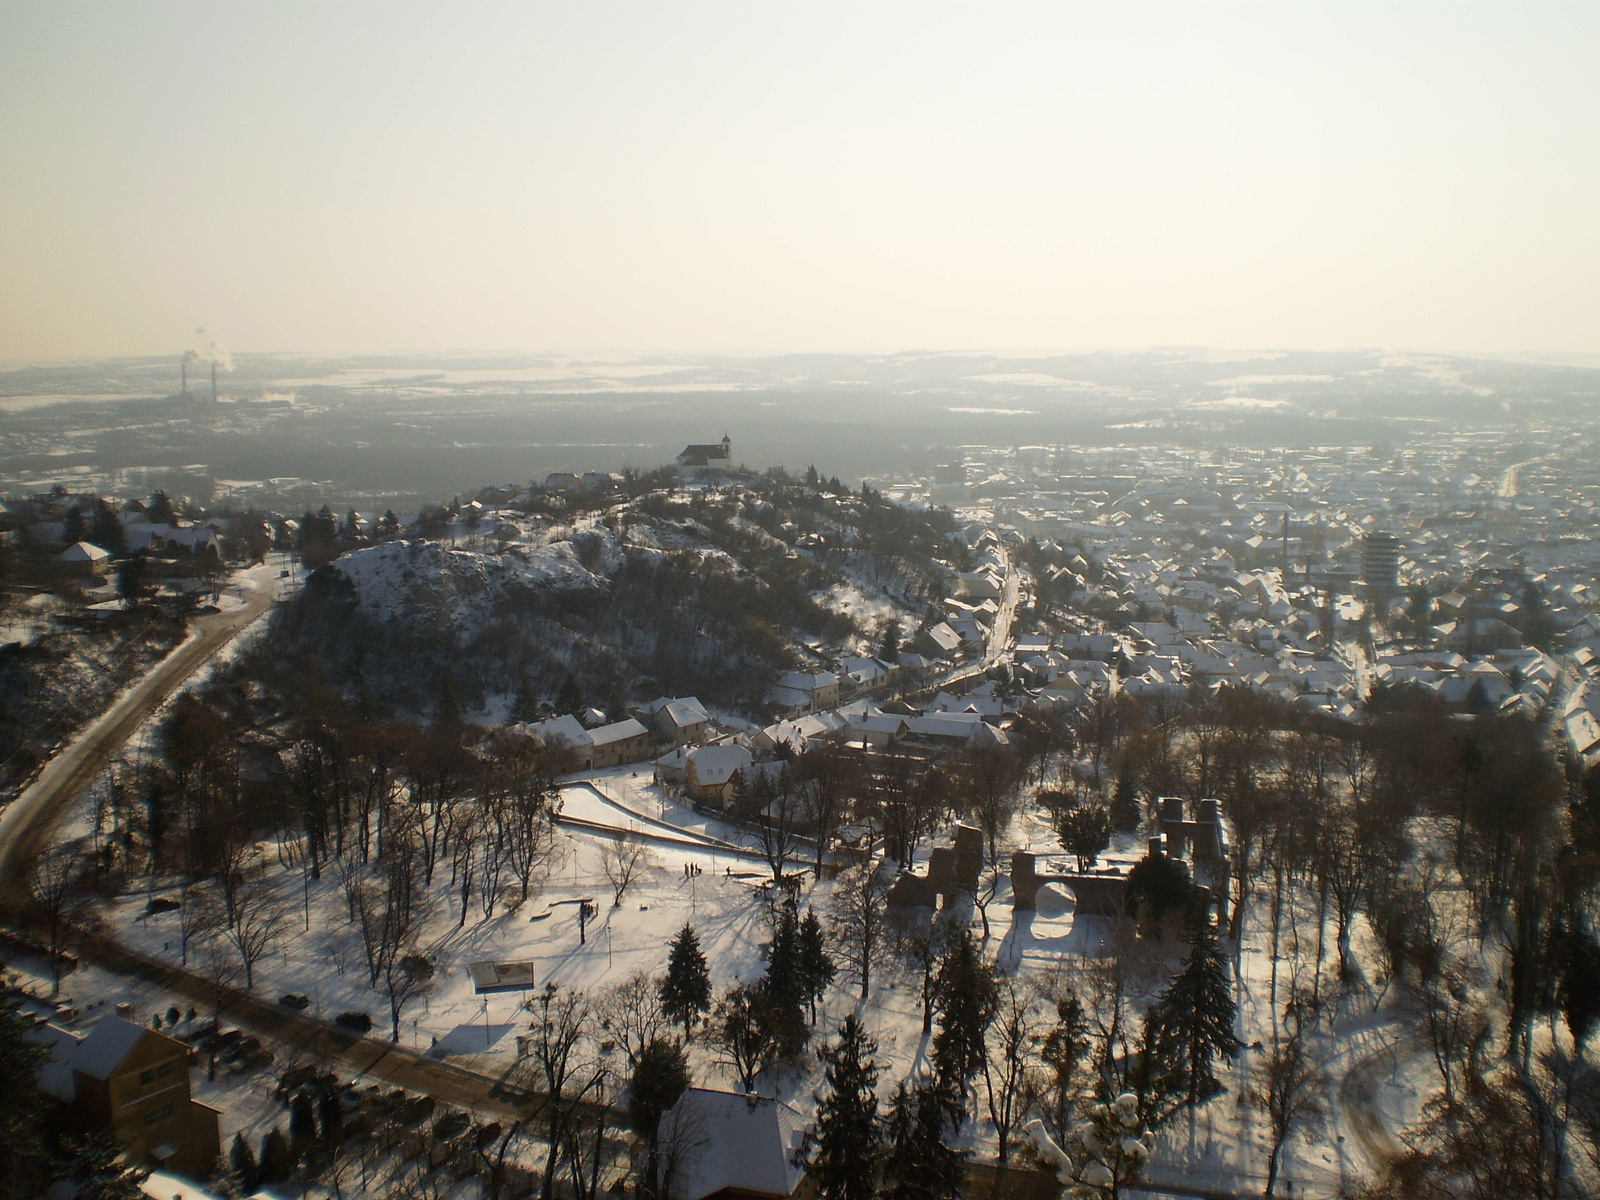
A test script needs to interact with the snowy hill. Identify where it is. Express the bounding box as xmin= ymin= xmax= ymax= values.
xmin=266 ymin=480 xmax=955 ymax=722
